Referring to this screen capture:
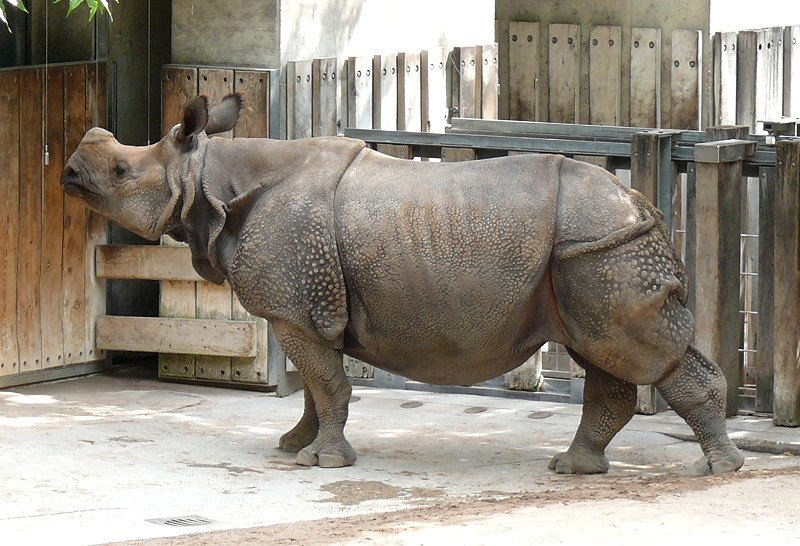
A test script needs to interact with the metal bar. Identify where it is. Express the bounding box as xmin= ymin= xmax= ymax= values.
xmin=348 ymin=128 xmax=779 ymax=169
xmin=345 ymin=128 xmax=633 ymax=157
